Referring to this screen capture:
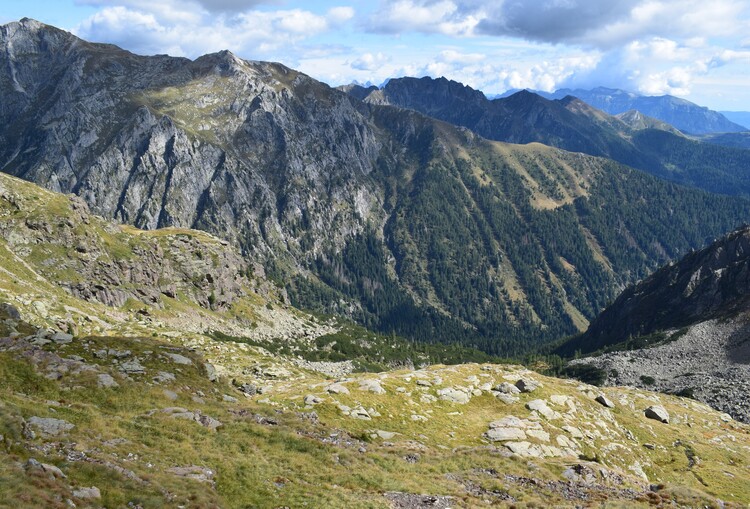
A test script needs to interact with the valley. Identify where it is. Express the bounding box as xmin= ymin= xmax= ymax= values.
xmin=2 ymin=14 xmax=750 ymax=509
